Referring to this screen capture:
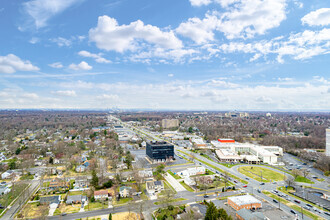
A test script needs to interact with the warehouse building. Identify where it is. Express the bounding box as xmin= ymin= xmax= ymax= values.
xmin=228 ymin=194 xmax=262 ymax=211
